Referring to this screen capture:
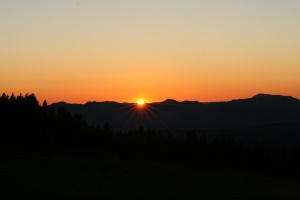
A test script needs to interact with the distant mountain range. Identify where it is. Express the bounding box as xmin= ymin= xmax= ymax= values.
xmin=52 ymin=94 xmax=300 ymax=131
